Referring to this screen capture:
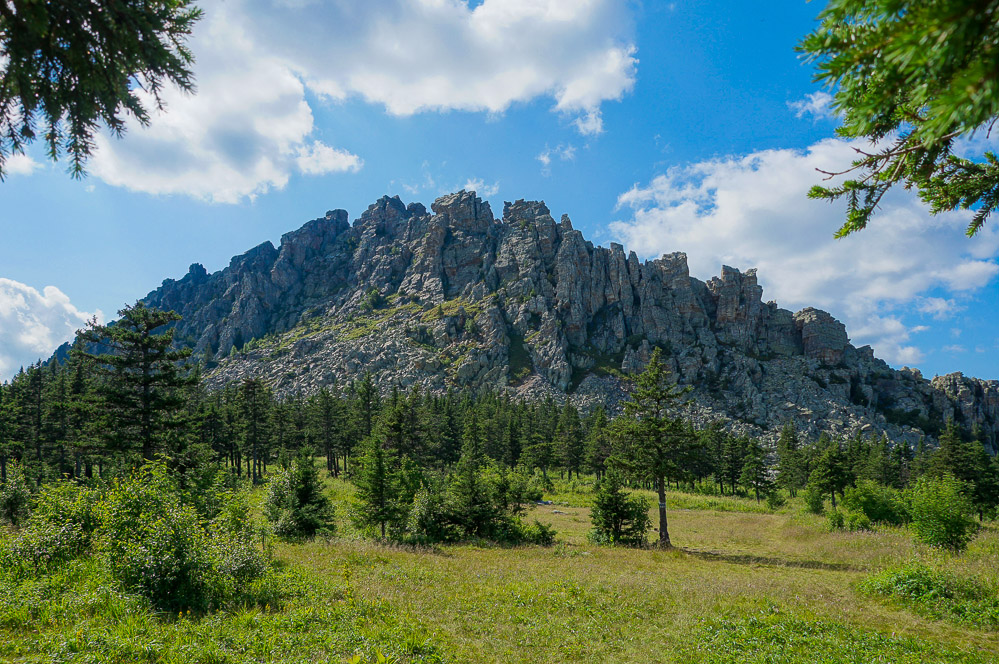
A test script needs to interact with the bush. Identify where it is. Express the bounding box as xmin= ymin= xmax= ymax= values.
xmin=847 ymin=511 xmax=872 ymax=531
xmin=803 ymin=484 xmax=825 ymax=515
xmin=95 ymin=463 xmax=269 ymax=611
xmin=0 ymin=462 xmax=32 ymax=527
xmin=0 ymin=480 xmax=99 ymax=578
xmin=765 ymin=491 xmax=787 ymax=511
xmin=0 ymin=518 xmax=87 ymax=578
xmin=95 ymin=464 xmax=217 ymax=611
xmin=842 ymin=481 xmax=908 ymax=525
xmin=517 ymin=519 xmax=557 ymax=546
xmin=588 ymin=473 xmax=651 ymax=546
xmin=827 ymin=509 xmax=845 ymax=531
xmin=264 ymin=453 xmax=335 ymax=540
xmin=406 ymin=482 xmax=461 ymax=543
xmin=906 ymin=474 xmax=978 ymax=552
xmin=860 ymin=564 xmax=999 ymax=628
